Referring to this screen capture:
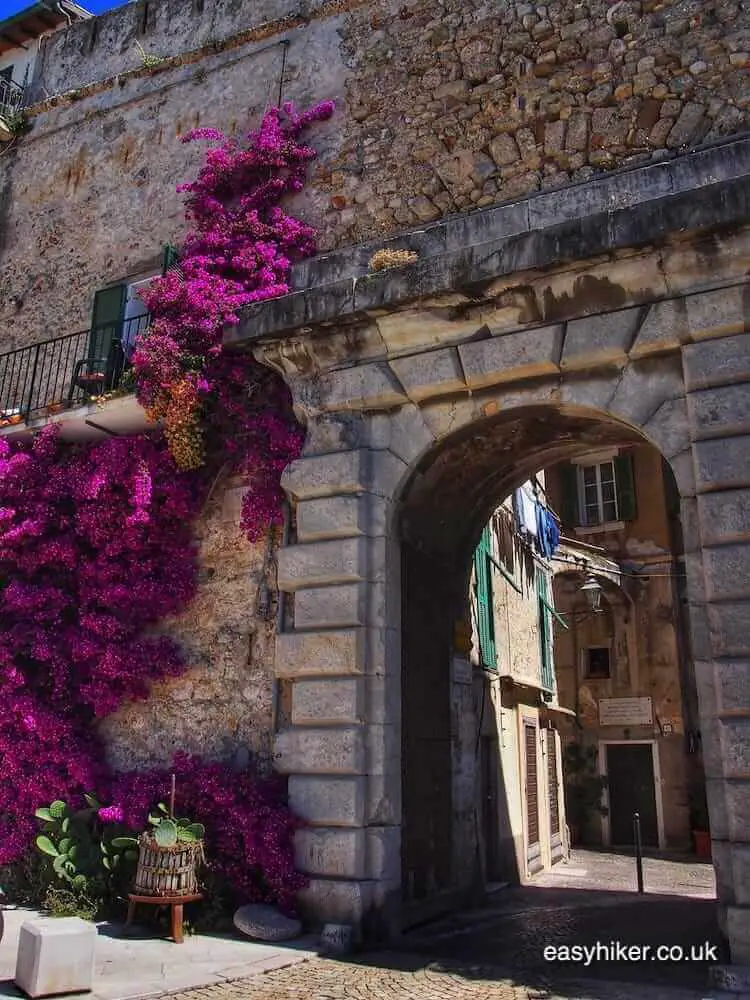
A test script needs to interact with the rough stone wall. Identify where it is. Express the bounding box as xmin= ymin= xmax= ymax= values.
xmin=100 ymin=475 xmax=278 ymax=773
xmin=0 ymin=8 xmax=344 ymax=352
xmin=0 ymin=0 xmax=748 ymax=351
xmin=327 ymin=0 xmax=750 ymax=239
